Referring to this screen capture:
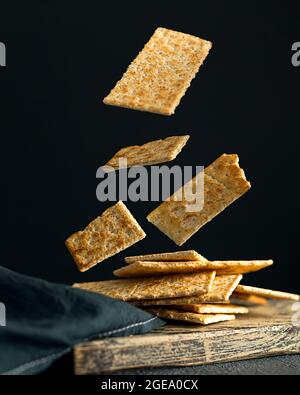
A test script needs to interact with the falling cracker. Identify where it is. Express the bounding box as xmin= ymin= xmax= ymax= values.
xmin=103 ymin=27 xmax=212 ymax=116
xmin=125 ymin=250 xmax=205 ymax=264
xmin=235 ymin=285 xmax=300 ymax=302
xmin=146 ymin=308 xmax=236 ymax=325
xmin=105 ymin=135 xmax=190 ymax=169
xmin=231 ymin=293 xmax=268 ymax=307
xmin=65 ymin=201 xmax=146 ymax=272
xmin=73 ymin=271 xmax=216 ymax=302
xmin=172 ymin=304 xmax=248 ymax=315
xmin=114 ymin=259 xmax=273 ymax=278
xmin=147 ymin=154 xmax=251 ymax=246
xmin=133 ymin=275 xmax=242 ymax=306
